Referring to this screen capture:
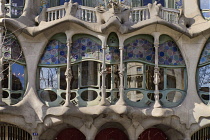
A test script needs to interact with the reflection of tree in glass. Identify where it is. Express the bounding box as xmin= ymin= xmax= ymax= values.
xmin=40 ymin=68 xmax=58 ymax=89
xmin=199 ymin=65 xmax=210 ymax=92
